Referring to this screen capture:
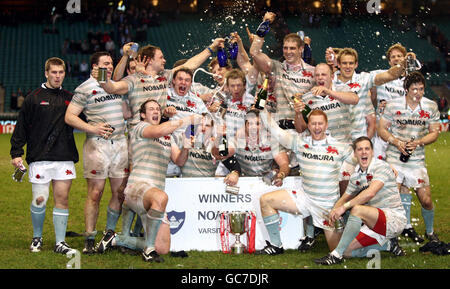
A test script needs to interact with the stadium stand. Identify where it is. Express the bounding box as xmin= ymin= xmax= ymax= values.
xmin=0 ymin=12 xmax=448 ymax=114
